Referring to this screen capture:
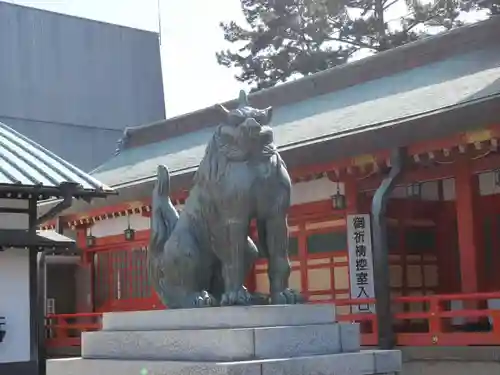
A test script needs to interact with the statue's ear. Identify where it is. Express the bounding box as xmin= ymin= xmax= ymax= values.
xmin=262 ymin=106 xmax=273 ymax=125
xmin=217 ymin=104 xmax=231 ymax=124
xmin=238 ymin=90 xmax=249 ymax=107
xmin=156 ymin=165 xmax=170 ymax=196
xmin=217 ymin=104 xmax=230 ymax=115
